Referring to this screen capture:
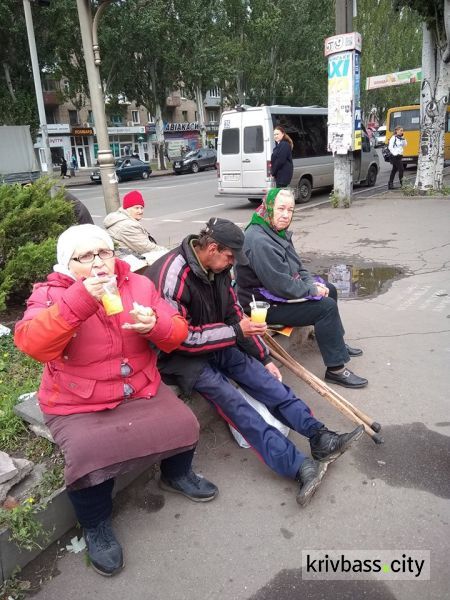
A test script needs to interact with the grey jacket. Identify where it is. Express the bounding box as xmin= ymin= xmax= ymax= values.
xmin=235 ymin=223 xmax=317 ymax=308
